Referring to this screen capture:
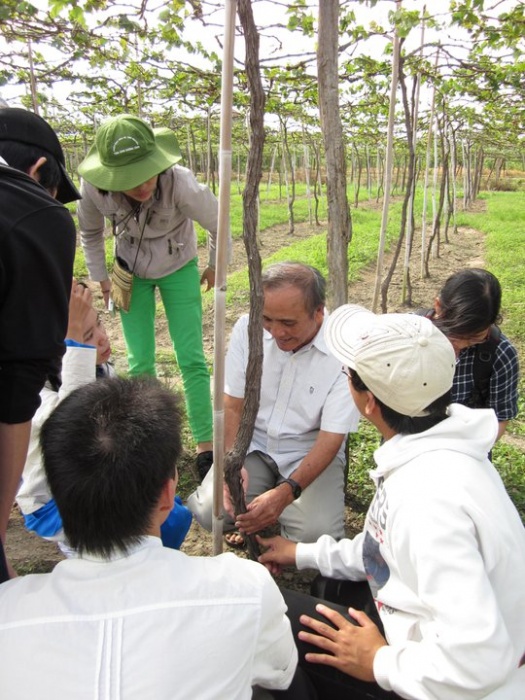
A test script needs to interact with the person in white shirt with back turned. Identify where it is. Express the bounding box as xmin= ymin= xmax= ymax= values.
xmin=0 ymin=375 xmax=318 ymax=700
